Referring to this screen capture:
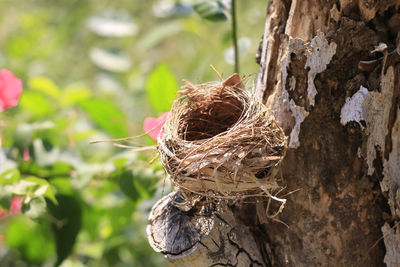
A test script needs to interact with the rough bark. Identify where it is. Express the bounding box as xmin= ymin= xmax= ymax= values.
xmin=255 ymin=0 xmax=400 ymax=266
xmin=147 ymin=192 xmax=266 ymax=266
xmin=148 ymin=0 xmax=400 ymax=266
